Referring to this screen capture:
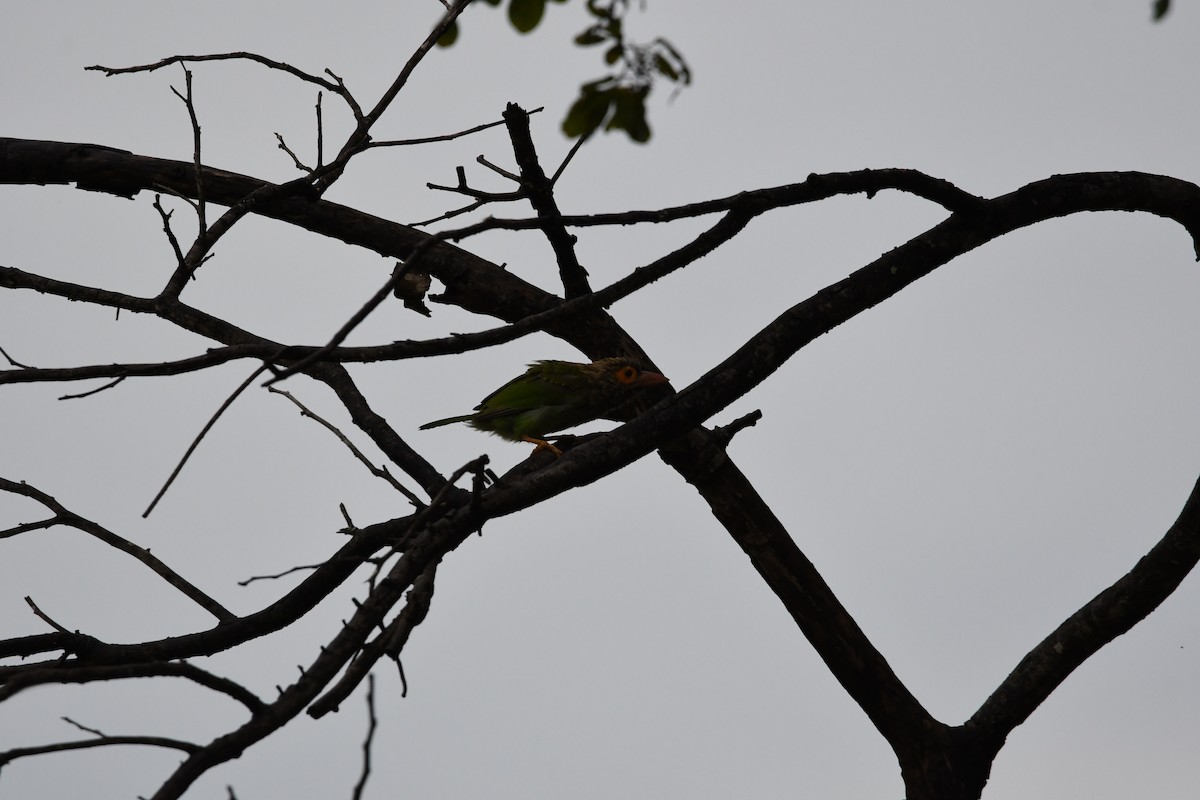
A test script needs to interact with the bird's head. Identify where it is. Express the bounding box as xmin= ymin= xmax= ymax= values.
xmin=587 ymin=357 xmax=670 ymax=391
